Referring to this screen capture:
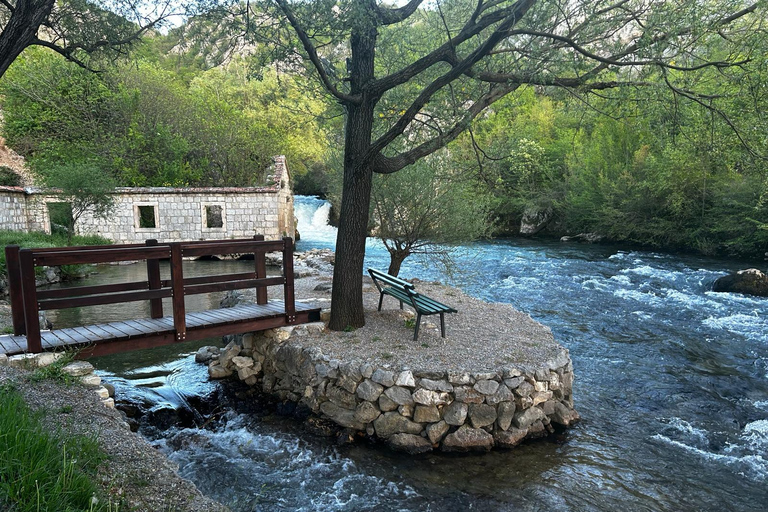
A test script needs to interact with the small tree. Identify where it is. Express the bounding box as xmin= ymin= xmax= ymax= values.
xmin=371 ymin=157 xmax=494 ymax=277
xmin=43 ymin=163 xmax=116 ymax=243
